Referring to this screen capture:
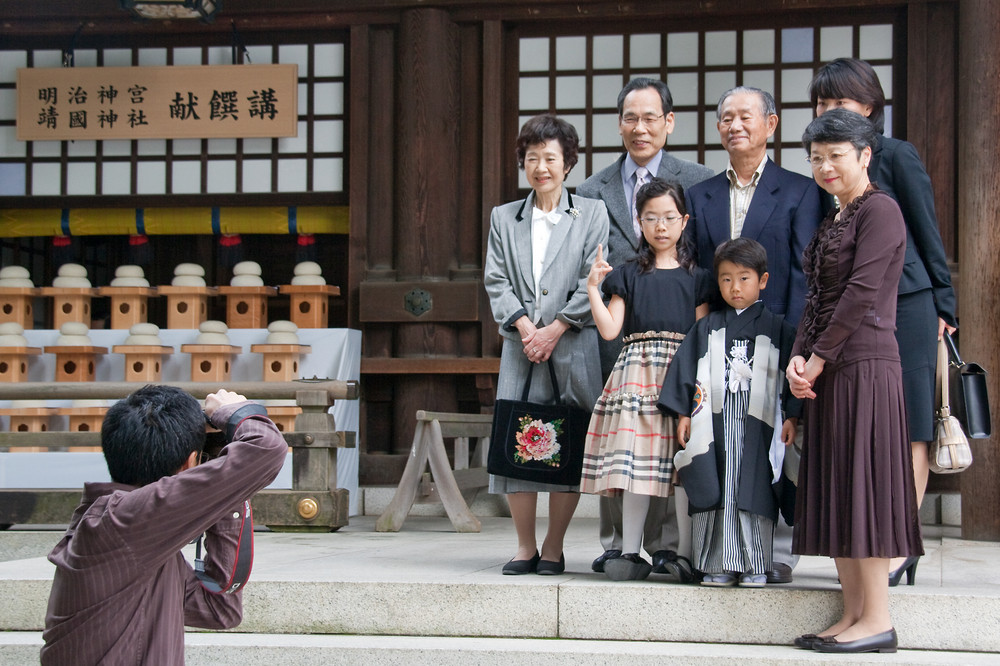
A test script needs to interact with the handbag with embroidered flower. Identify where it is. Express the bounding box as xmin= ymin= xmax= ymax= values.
xmin=929 ymin=336 xmax=974 ymax=474
xmin=487 ymin=360 xmax=588 ymax=485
